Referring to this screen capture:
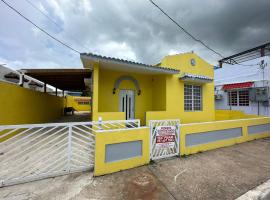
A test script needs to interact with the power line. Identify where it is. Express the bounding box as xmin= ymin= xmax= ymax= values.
xmin=23 ymin=0 xmax=91 ymax=52
xmin=1 ymin=0 xmax=80 ymax=54
xmin=148 ymin=0 xmax=224 ymax=58
xmin=148 ymin=0 xmax=261 ymax=67
xmin=24 ymin=0 xmax=59 ymax=27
